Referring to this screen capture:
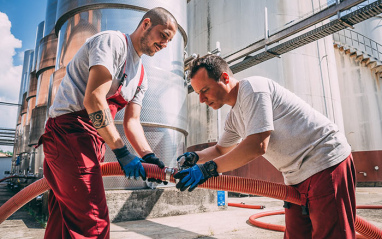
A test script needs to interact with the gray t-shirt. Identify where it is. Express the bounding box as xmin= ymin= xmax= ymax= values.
xmin=218 ymin=76 xmax=351 ymax=185
xmin=49 ymin=30 xmax=147 ymax=118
